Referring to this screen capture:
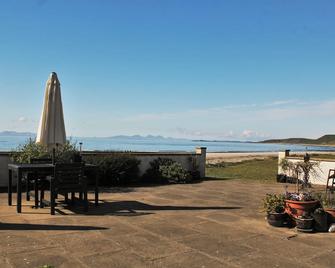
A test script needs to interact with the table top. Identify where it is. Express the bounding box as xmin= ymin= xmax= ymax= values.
xmin=8 ymin=163 xmax=96 ymax=171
